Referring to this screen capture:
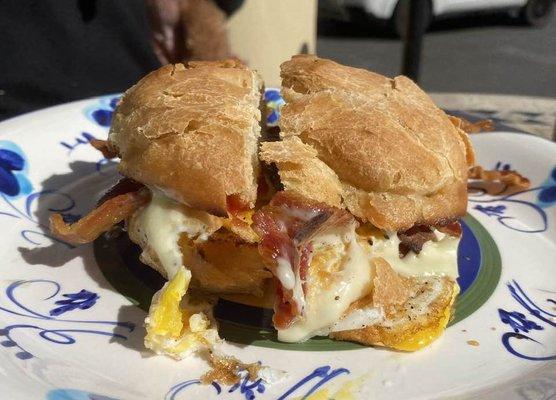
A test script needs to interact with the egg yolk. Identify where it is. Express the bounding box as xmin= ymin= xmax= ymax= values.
xmin=144 ymin=266 xmax=217 ymax=359
xmin=390 ymin=286 xmax=458 ymax=352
